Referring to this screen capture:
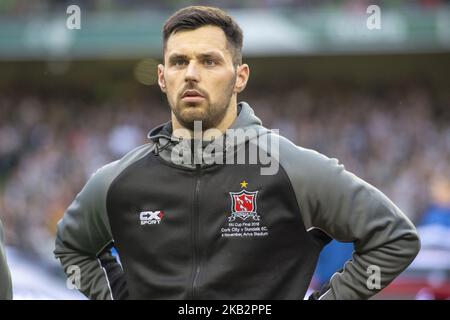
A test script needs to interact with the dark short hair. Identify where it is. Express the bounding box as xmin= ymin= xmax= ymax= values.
xmin=162 ymin=6 xmax=243 ymax=66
